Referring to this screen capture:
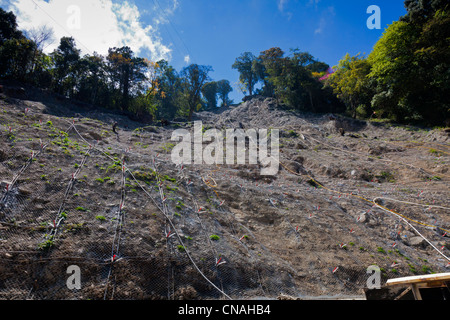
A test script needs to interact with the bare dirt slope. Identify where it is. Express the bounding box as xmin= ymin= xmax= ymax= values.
xmin=0 ymin=91 xmax=449 ymax=300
